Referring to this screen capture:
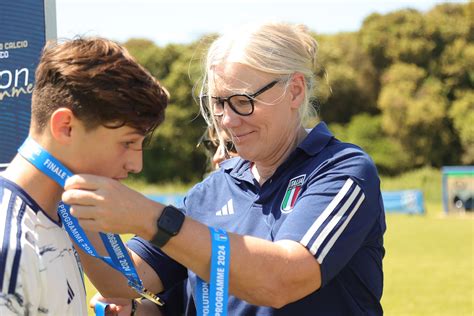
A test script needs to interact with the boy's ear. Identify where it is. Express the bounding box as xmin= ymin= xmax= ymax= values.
xmin=49 ymin=108 xmax=74 ymax=144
